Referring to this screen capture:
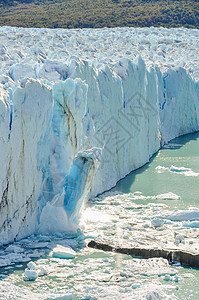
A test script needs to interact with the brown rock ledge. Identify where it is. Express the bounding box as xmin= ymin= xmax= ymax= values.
xmin=88 ymin=240 xmax=199 ymax=268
